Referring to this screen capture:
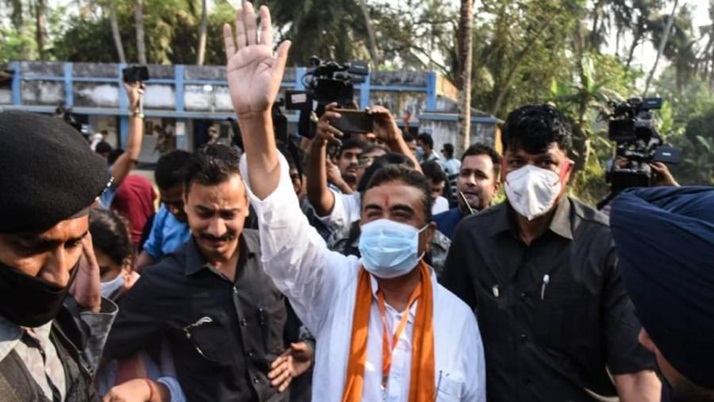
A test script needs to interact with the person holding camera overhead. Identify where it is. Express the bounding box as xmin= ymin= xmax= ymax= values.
xmin=441 ymin=104 xmax=662 ymax=402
